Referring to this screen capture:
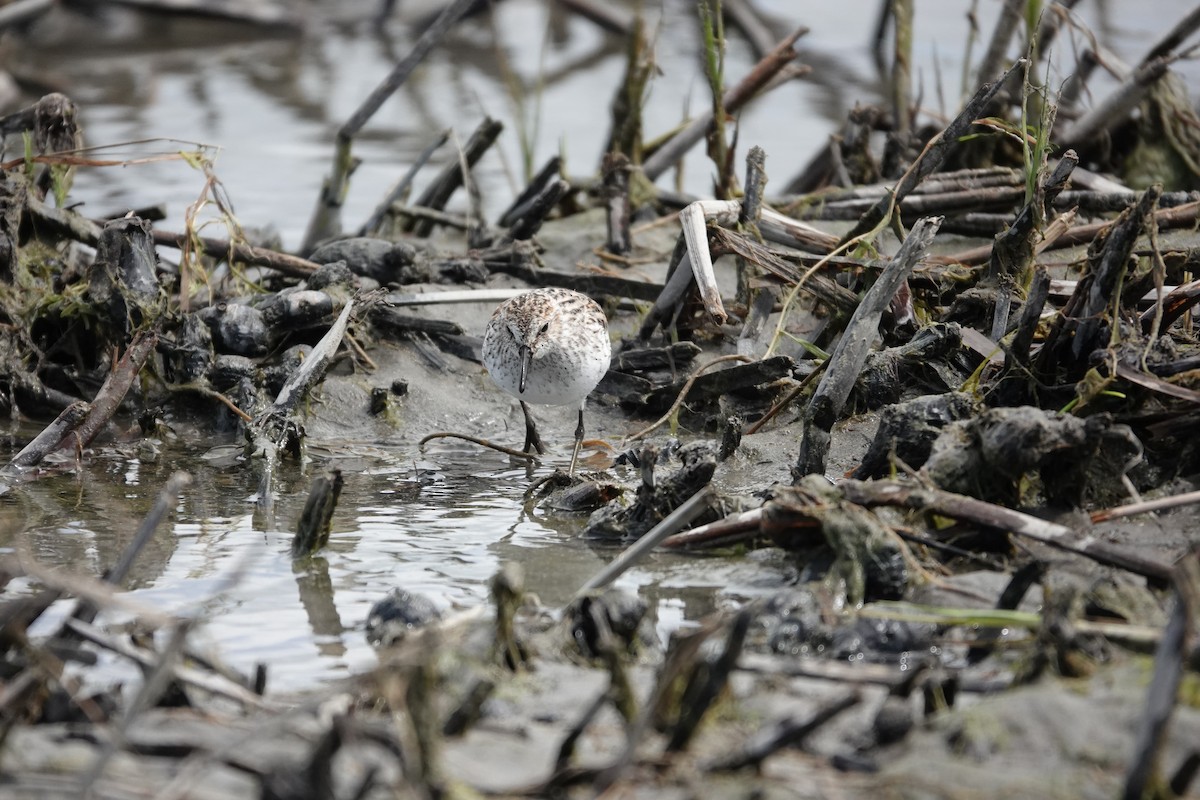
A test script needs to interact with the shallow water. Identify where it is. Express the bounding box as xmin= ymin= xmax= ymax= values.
xmin=0 ymin=432 xmax=793 ymax=691
xmin=2 ymin=0 xmax=1196 ymax=692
